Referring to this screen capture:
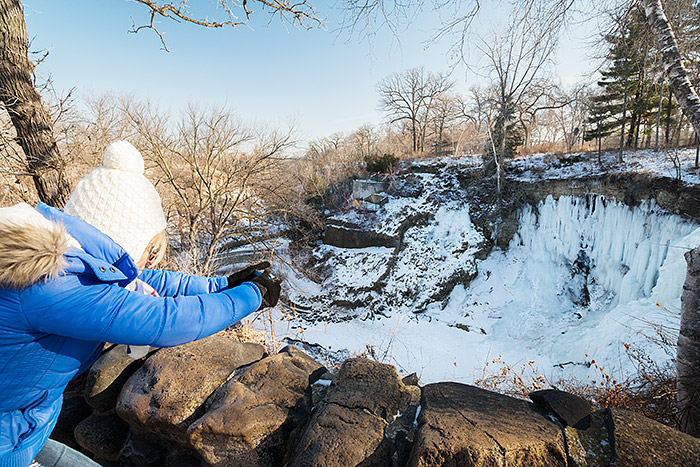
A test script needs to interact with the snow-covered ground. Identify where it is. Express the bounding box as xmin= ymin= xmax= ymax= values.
xmin=511 ymin=148 xmax=700 ymax=185
xmin=243 ymin=150 xmax=700 ymax=385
